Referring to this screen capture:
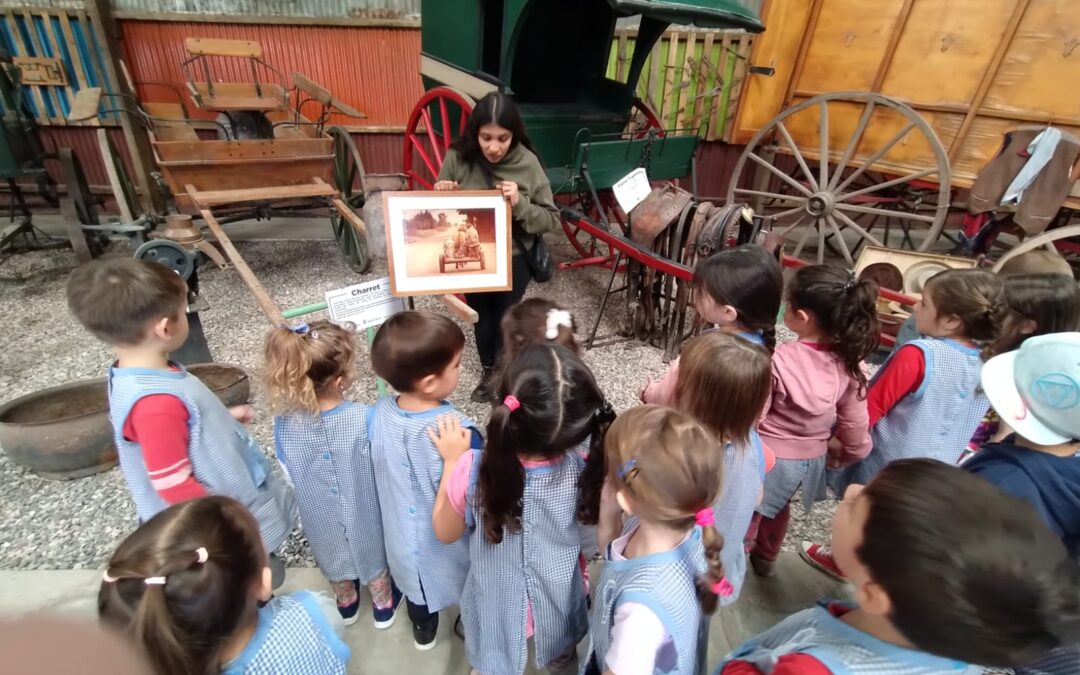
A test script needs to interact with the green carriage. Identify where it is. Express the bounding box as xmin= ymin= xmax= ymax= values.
xmin=403 ymin=0 xmax=763 ymax=263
